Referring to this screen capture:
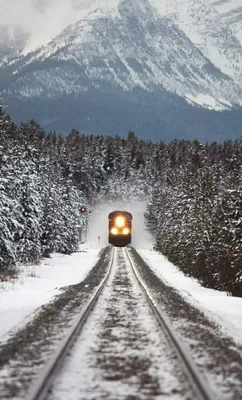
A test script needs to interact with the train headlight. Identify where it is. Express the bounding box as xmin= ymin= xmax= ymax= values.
xmin=122 ymin=227 xmax=130 ymax=235
xmin=110 ymin=227 xmax=118 ymax=235
xmin=115 ymin=216 xmax=125 ymax=227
